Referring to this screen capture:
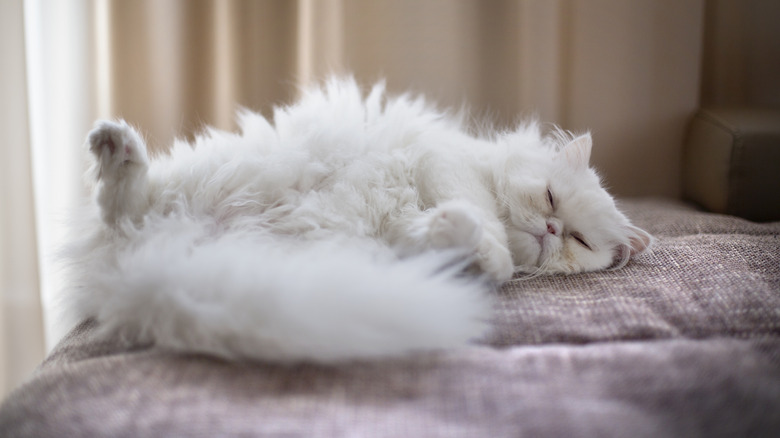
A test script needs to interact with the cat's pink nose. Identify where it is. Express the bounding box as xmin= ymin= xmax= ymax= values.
xmin=546 ymin=221 xmax=559 ymax=235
